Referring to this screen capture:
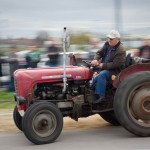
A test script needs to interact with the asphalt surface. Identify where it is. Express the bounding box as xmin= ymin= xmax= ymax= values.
xmin=0 ymin=126 xmax=150 ymax=150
